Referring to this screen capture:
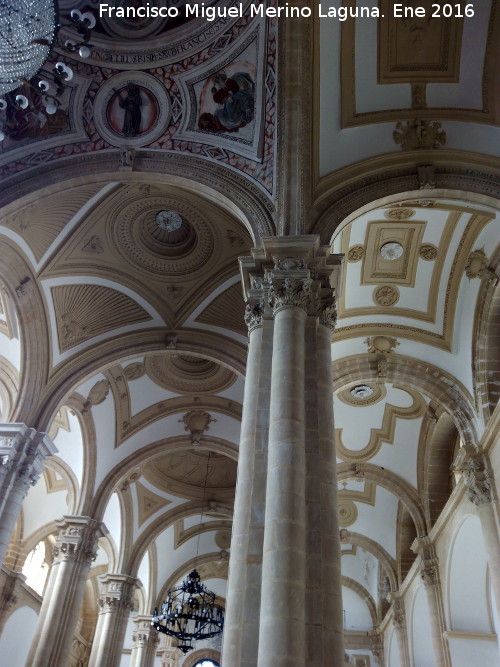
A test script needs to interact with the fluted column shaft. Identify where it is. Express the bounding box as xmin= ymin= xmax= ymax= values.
xmin=258 ymin=302 xmax=307 ymax=666
xmin=222 ymin=301 xmax=271 ymax=666
xmin=26 ymin=516 xmax=105 ymax=667
xmin=0 ymin=424 xmax=56 ymax=565
xmin=88 ymin=574 xmax=137 ymax=667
